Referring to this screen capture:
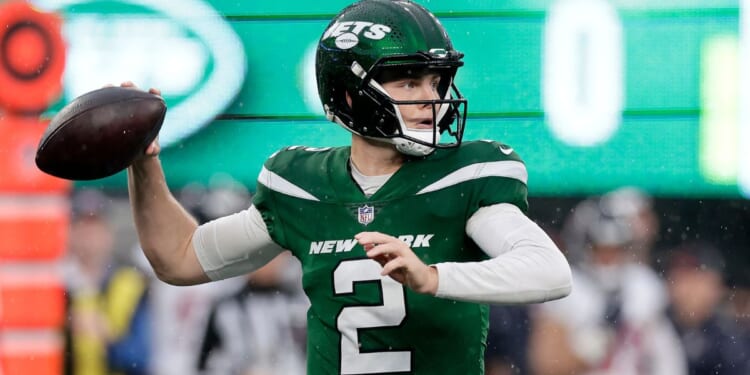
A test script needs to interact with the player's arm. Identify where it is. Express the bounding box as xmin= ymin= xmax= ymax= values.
xmin=128 ymin=152 xmax=209 ymax=285
xmin=130 ymin=154 xmax=284 ymax=285
xmin=435 ymin=203 xmax=572 ymax=304
xmin=358 ymin=203 xmax=571 ymax=303
xmin=115 ymin=81 xmax=205 ymax=285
